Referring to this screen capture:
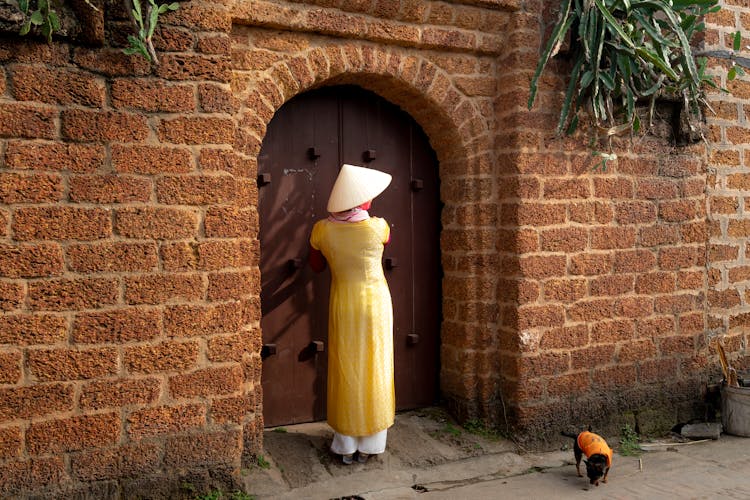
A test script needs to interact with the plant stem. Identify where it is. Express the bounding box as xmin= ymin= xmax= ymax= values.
xmin=144 ymin=2 xmax=159 ymax=65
